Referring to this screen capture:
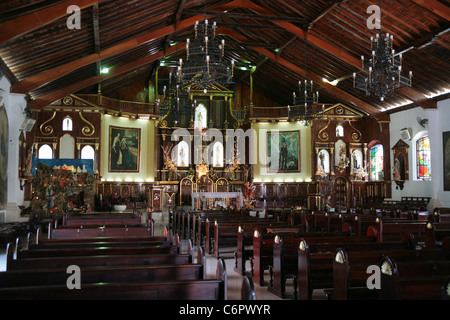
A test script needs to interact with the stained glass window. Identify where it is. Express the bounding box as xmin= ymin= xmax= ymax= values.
xmin=416 ymin=136 xmax=431 ymax=180
xmin=370 ymin=144 xmax=384 ymax=181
